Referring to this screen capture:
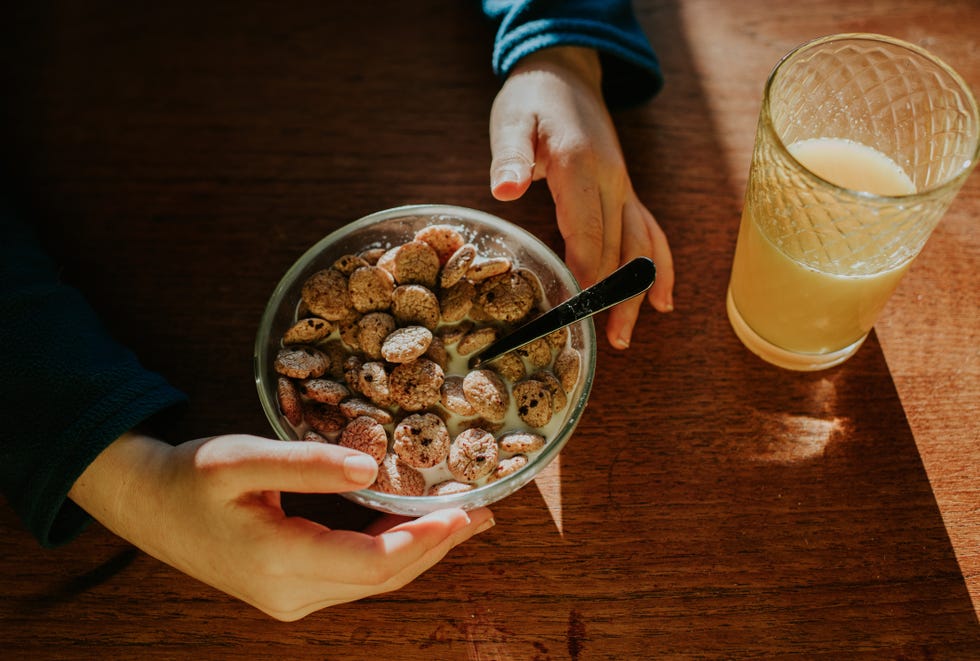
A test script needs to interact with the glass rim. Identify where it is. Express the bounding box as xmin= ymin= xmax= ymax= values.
xmin=759 ymin=32 xmax=980 ymax=202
